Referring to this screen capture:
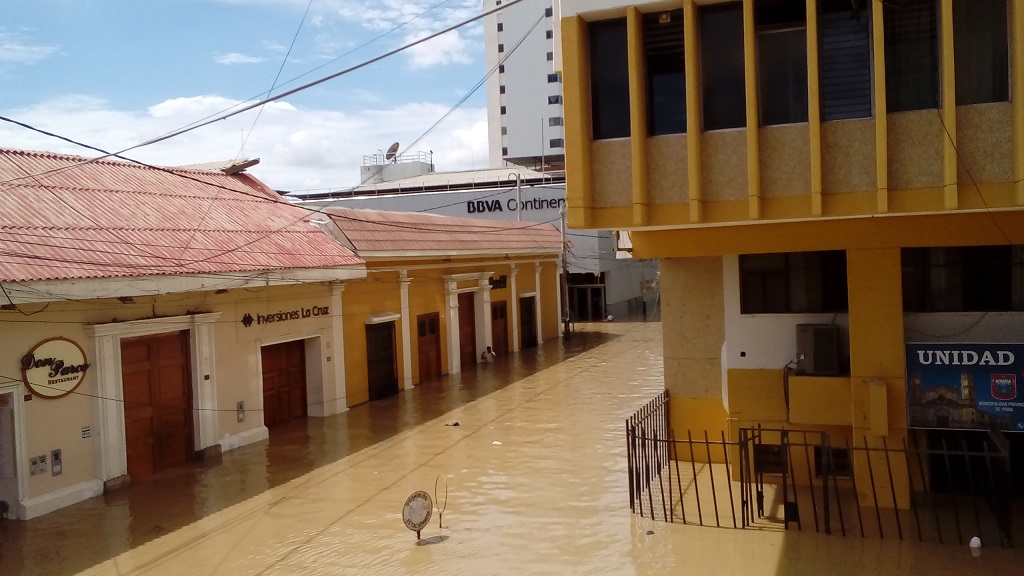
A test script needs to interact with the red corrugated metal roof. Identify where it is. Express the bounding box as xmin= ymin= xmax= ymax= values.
xmin=0 ymin=147 xmax=363 ymax=282
xmin=325 ymin=207 xmax=564 ymax=256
